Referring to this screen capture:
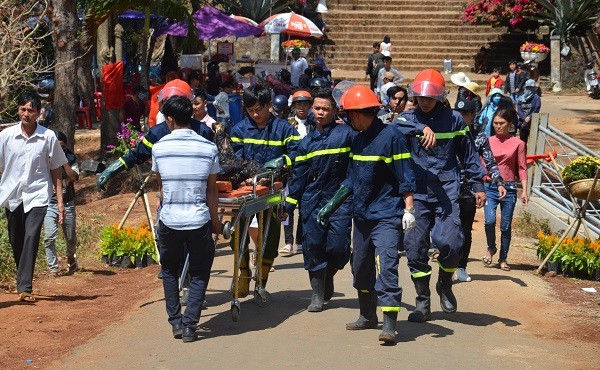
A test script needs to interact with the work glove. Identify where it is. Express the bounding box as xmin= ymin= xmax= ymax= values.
xmin=316 ymin=185 xmax=352 ymax=227
xmin=262 ymin=156 xmax=288 ymax=171
xmin=402 ymin=209 xmax=415 ymax=231
xmin=96 ymin=160 xmax=126 ymax=191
